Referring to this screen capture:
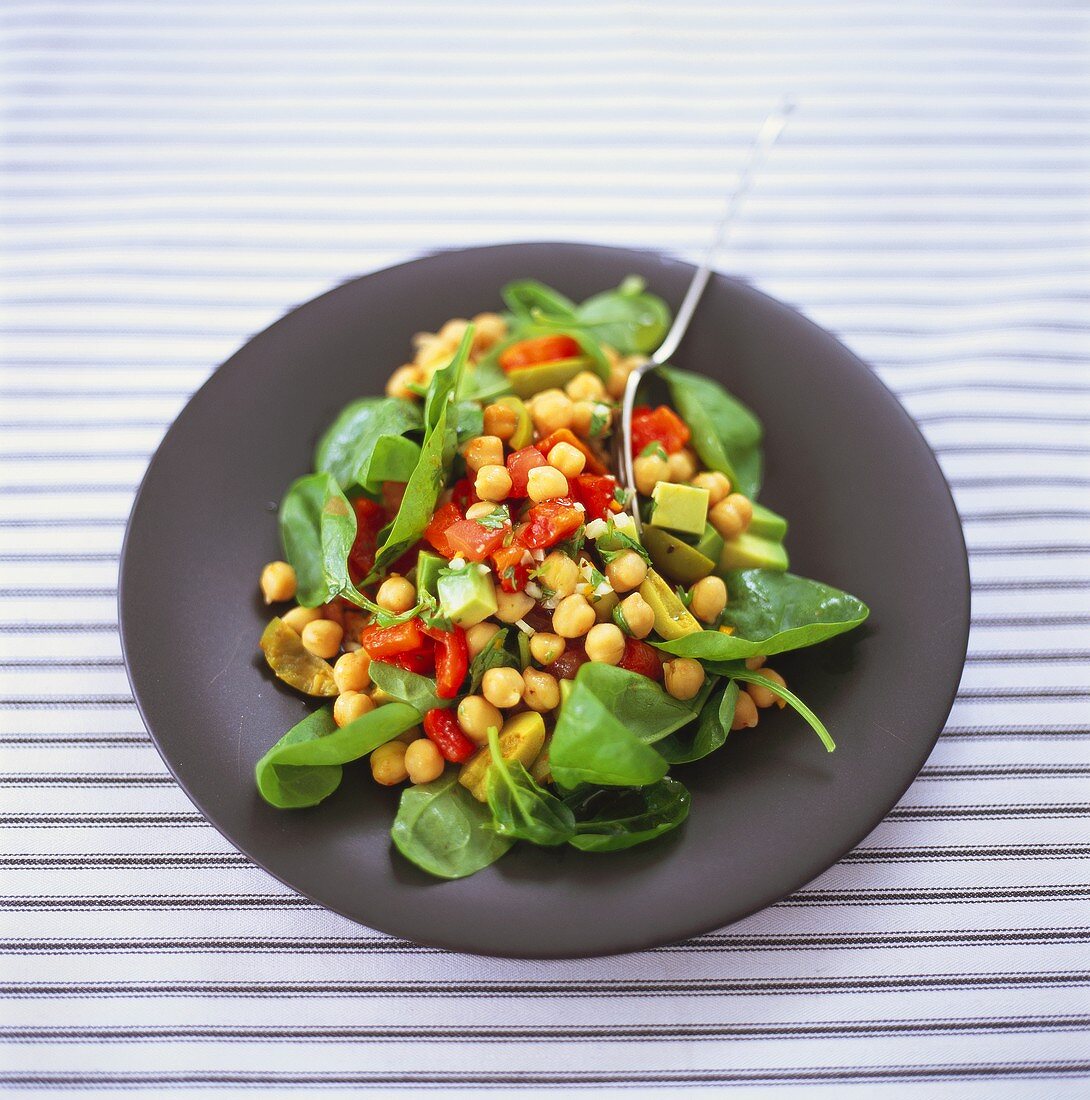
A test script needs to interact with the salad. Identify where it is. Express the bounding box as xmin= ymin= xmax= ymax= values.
xmin=254 ymin=276 xmax=869 ymax=880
